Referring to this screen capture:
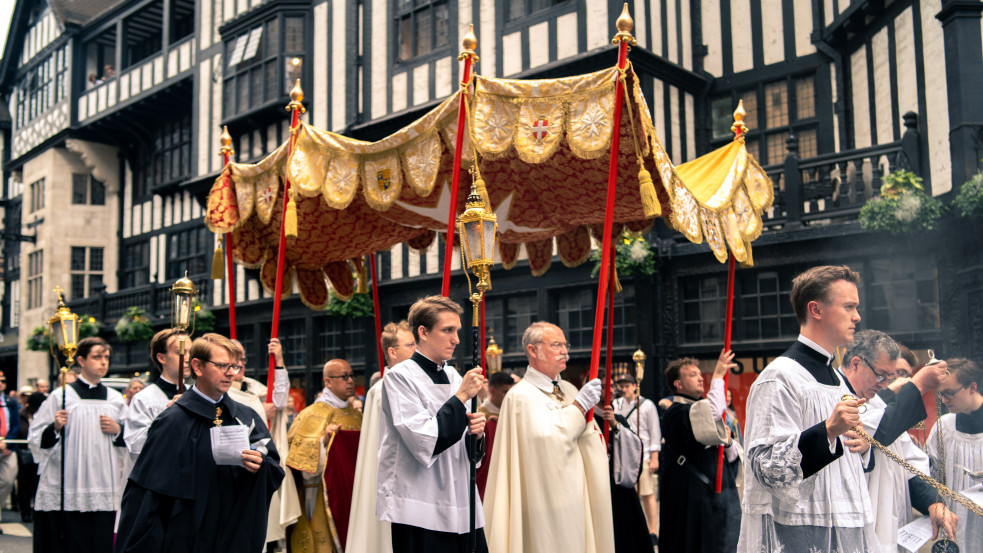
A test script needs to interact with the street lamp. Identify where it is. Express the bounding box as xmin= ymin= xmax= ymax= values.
xmin=486 ymin=333 xmax=503 ymax=373
xmin=456 ymin=179 xmax=497 ymax=553
xmin=170 ymin=272 xmax=198 ymax=393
